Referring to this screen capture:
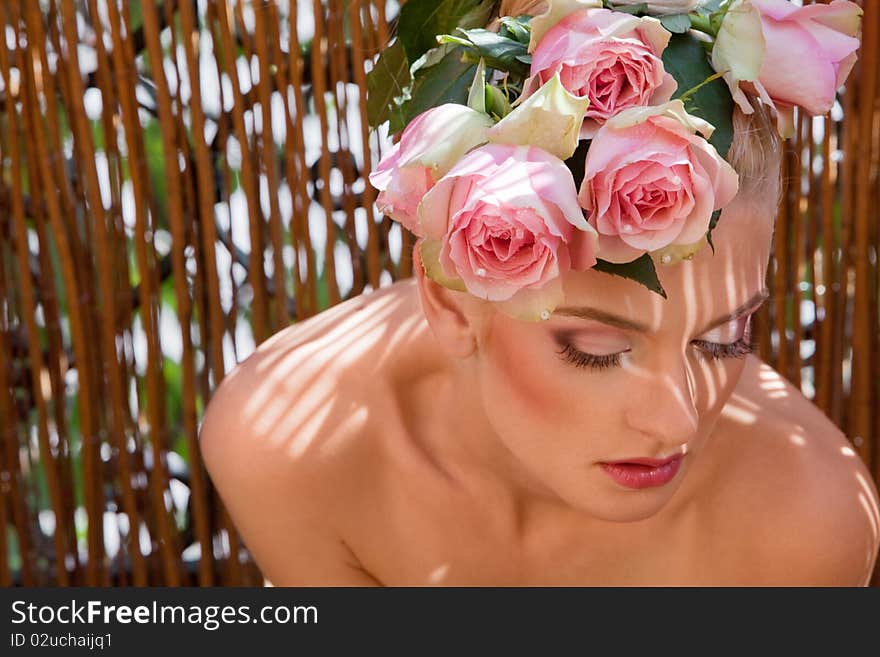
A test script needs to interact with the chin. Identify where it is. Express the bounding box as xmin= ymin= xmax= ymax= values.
xmin=581 ymin=495 xmax=675 ymax=523
xmin=555 ymin=470 xmax=687 ymax=524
